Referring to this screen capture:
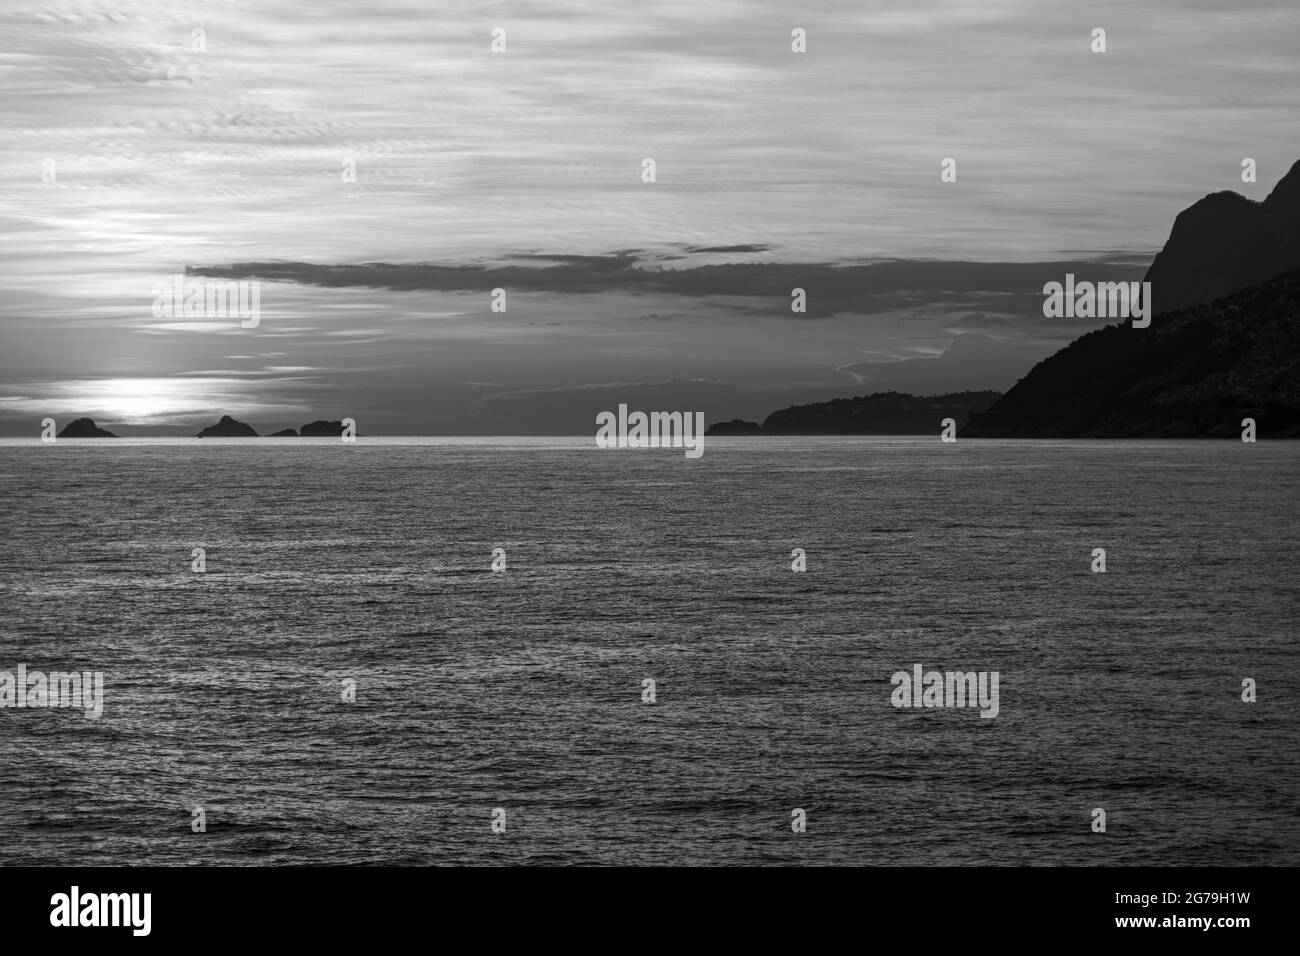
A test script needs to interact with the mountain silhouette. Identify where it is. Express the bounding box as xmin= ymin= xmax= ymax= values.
xmin=56 ymin=418 xmax=116 ymax=438
xmin=962 ymin=269 xmax=1300 ymax=438
xmin=195 ymin=415 xmax=259 ymax=437
xmin=190 ymin=417 xmax=353 ymax=437
xmin=706 ymin=390 xmax=1001 ymax=435
xmin=299 ymin=419 xmax=353 ymax=437
xmin=707 ymin=419 xmax=764 ymax=435
xmin=1145 ymin=159 xmax=1300 ymax=313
